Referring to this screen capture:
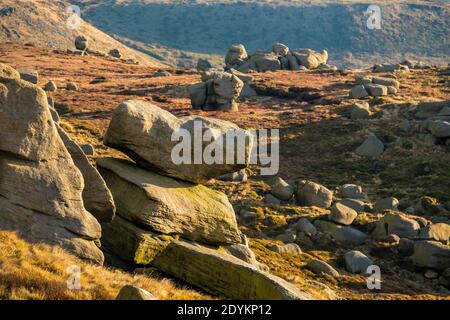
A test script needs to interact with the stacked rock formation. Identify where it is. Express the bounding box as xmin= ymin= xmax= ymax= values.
xmin=187 ymin=67 xmax=258 ymax=112
xmin=225 ymin=43 xmax=330 ymax=73
xmin=99 ymin=100 xmax=311 ymax=299
xmin=0 ymin=64 xmax=115 ymax=264
xmin=350 ymin=75 xmax=401 ymax=99
xmin=187 ymin=70 xmax=244 ymax=112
